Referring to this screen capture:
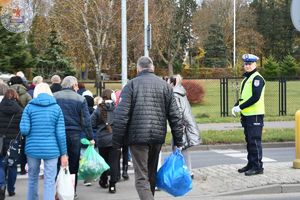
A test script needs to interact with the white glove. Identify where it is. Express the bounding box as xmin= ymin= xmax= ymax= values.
xmin=231 ymin=106 xmax=241 ymax=117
